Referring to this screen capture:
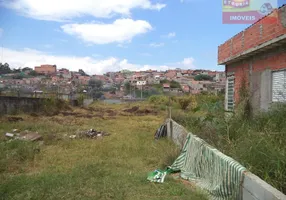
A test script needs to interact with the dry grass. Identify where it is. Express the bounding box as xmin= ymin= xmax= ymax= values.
xmin=0 ymin=102 xmax=207 ymax=200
